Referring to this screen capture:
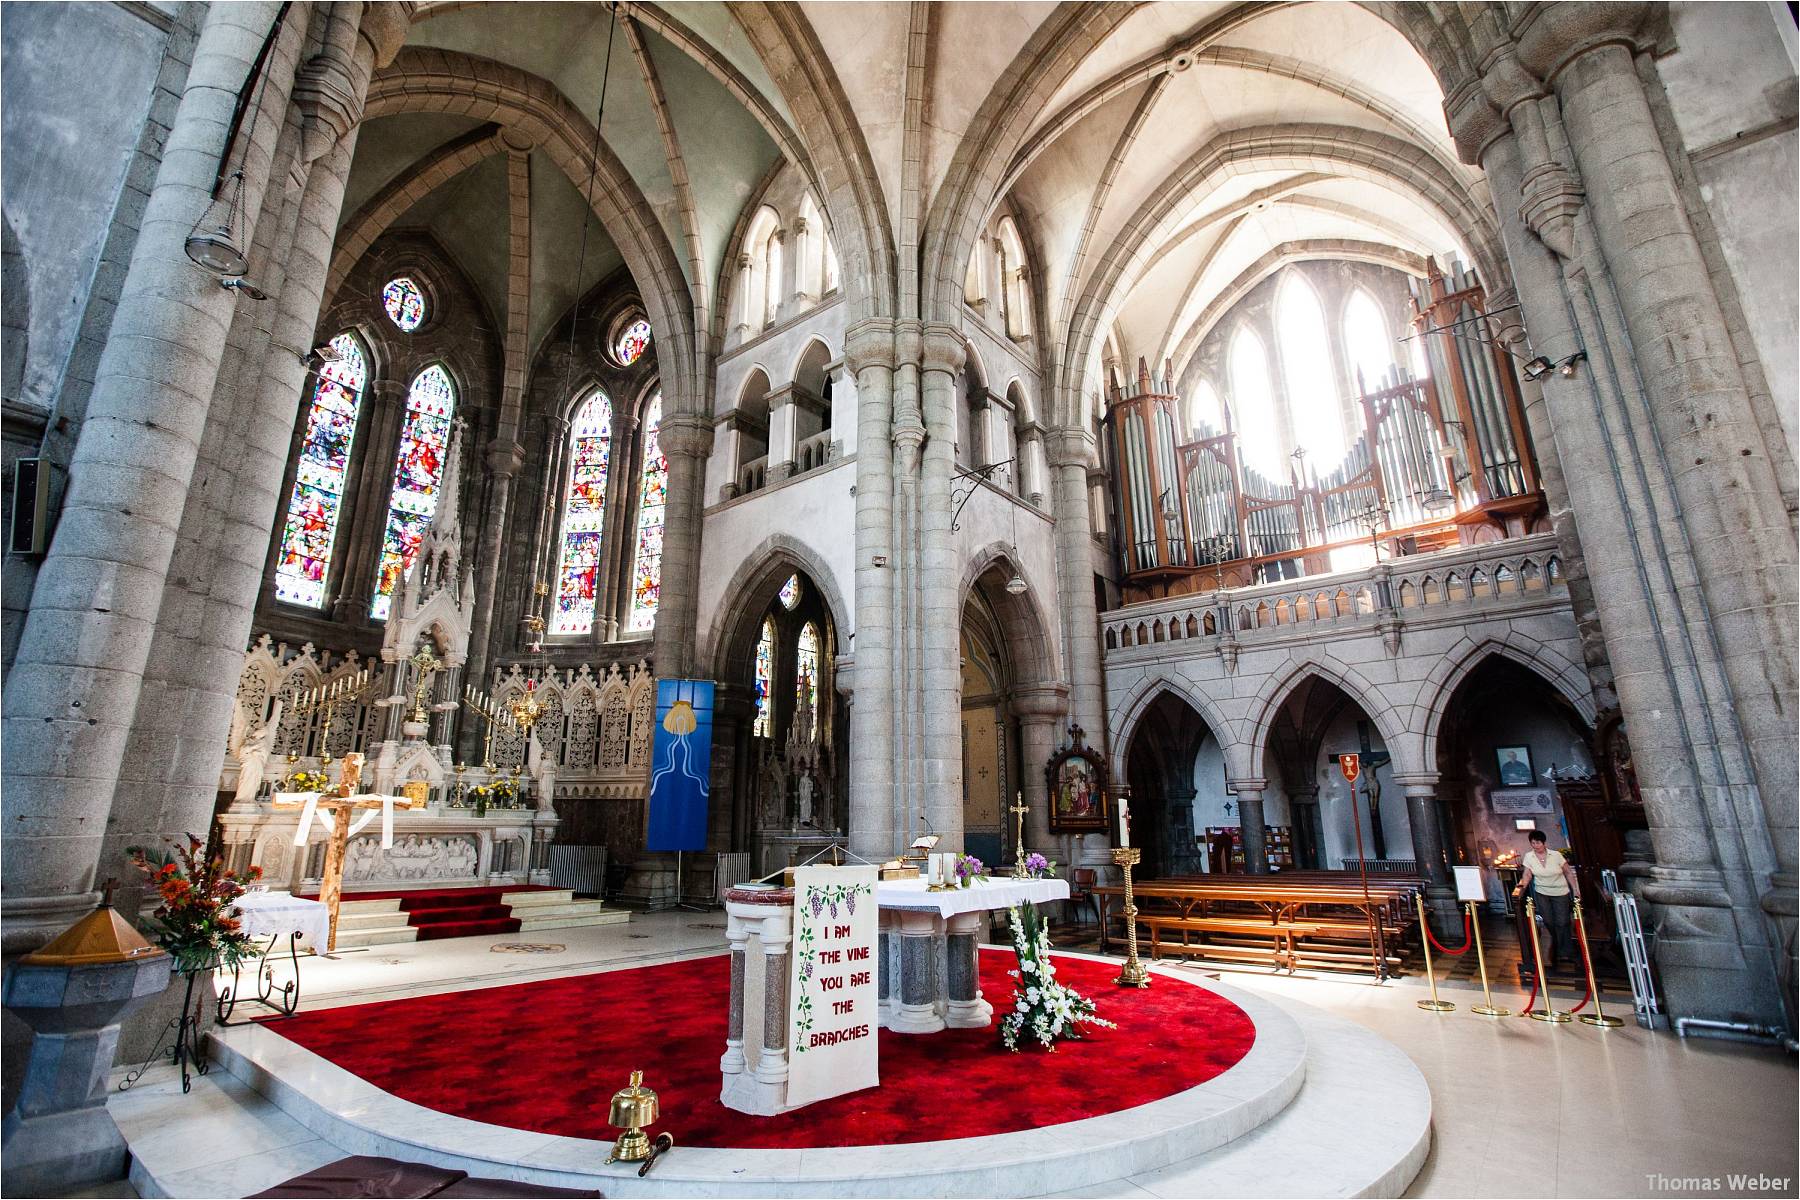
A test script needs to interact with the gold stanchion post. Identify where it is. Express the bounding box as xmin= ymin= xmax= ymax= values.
xmin=1112 ymin=847 xmax=1149 ymax=988
xmin=1574 ymin=899 xmax=1623 ymax=1028
xmin=1468 ymin=900 xmax=1509 ymax=1018
xmin=1414 ymin=892 xmax=1455 ymax=1011
xmin=1524 ymin=897 xmax=1571 ymax=1022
